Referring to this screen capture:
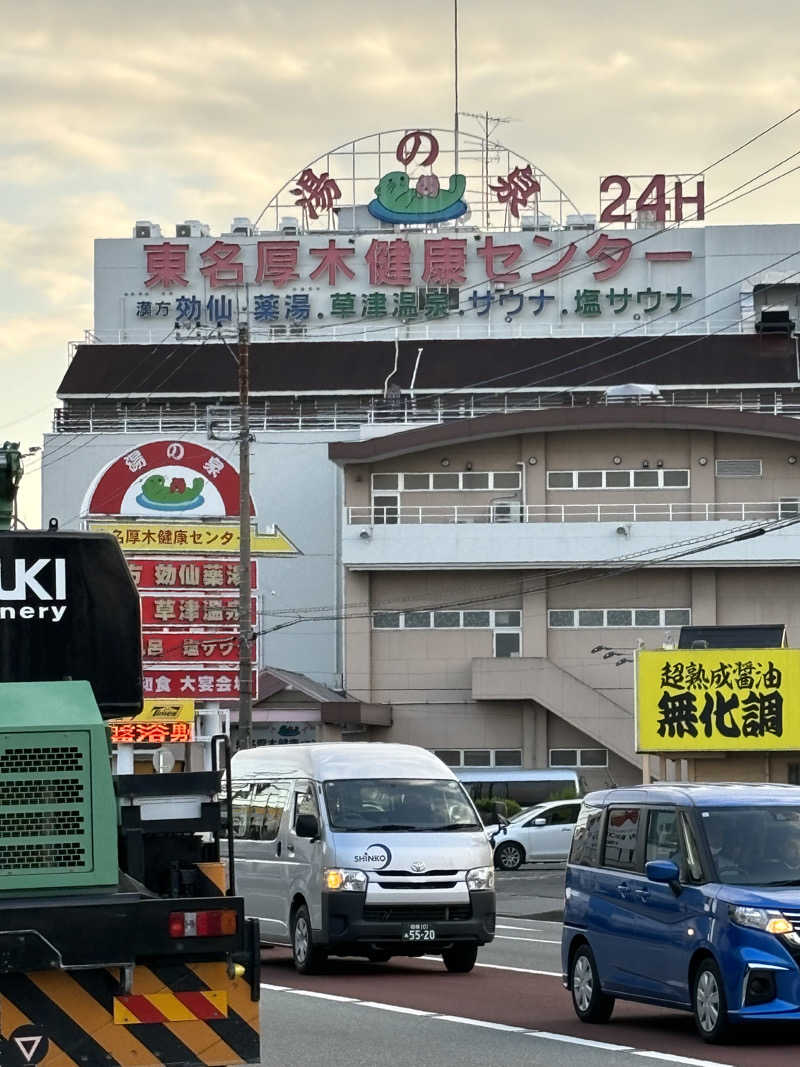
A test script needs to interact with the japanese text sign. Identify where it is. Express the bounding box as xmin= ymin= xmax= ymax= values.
xmin=89 ymin=521 xmax=297 ymax=555
xmin=637 ymin=649 xmax=800 ymax=753
xmin=128 ymin=557 xmax=255 ymax=591
xmin=140 ymin=593 xmax=256 ymax=627
xmin=142 ymin=667 xmax=257 ymax=701
xmin=143 ymin=630 xmax=244 ymax=665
